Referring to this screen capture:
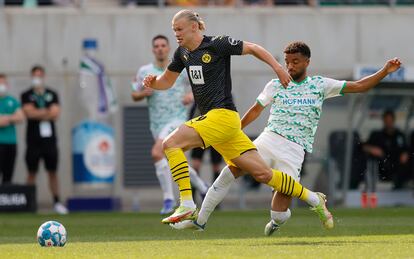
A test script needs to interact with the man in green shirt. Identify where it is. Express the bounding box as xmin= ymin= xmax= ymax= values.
xmin=0 ymin=73 xmax=24 ymax=184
